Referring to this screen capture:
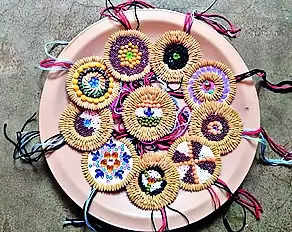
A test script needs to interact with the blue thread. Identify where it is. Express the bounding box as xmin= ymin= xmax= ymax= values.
xmin=89 ymin=77 xmax=99 ymax=88
xmin=95 ymin=169 xmax=104 ymax=179
xmin=84 ymin=119 xmax=92 ymax=128
xmin=259 ymin=135 xmax=292 ymax=166
xmin=83 ymin=188 xmax=99 ymax=232
xmin=244 ymin=133 xmax=292 ymax=166
xmin=144 ymin=107 xmax=154 ymax=117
